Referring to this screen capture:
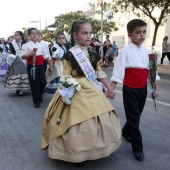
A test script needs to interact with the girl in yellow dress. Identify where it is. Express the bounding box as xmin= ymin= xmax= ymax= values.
xmin=41 ymin=20 xmax=121 ymax=163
